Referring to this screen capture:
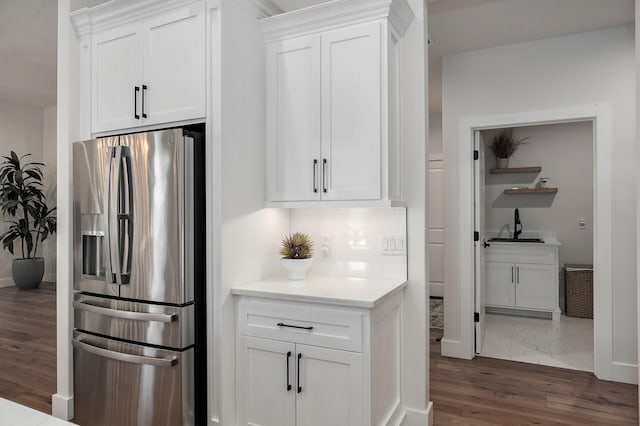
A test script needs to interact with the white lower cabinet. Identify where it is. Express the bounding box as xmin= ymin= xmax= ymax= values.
xmin=235 ymin=293 xmax=403 ymax=425
xmin=239 ymin=336 xmax=363 ymax=426
xmin=485 ymin=243 xmax=561 ymax=320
